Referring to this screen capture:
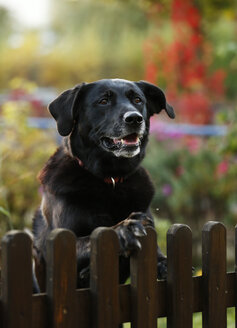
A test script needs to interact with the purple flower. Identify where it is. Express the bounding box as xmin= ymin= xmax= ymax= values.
xmin=162 ymin=184 xmax=173 ymax=196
